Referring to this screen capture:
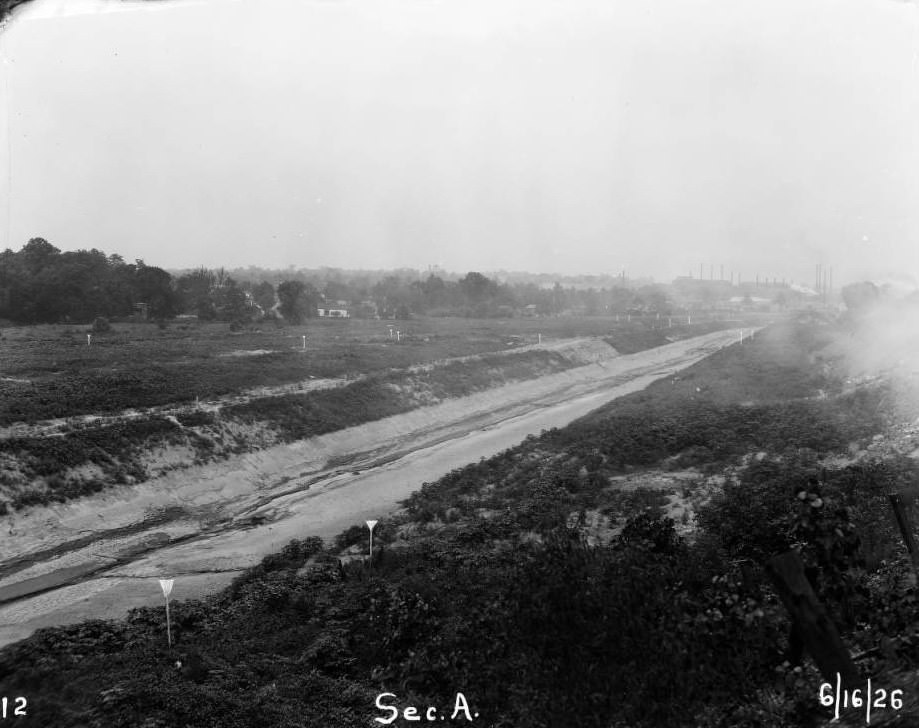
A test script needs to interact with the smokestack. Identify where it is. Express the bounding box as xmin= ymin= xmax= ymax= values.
xmin=720 ymin=264 xmax=724 ymax=281
xmin=700 ymin=262 xmax=704 ymax=280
